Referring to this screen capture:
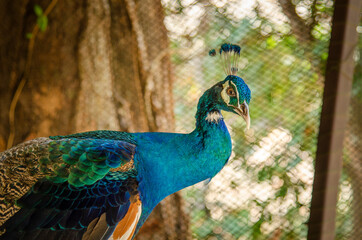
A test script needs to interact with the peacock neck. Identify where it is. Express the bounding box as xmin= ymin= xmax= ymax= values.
xmin=135 ymin=91 xmax=232 ymax=218
xmin=194 ymin=88 xmax=223 ymax=132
